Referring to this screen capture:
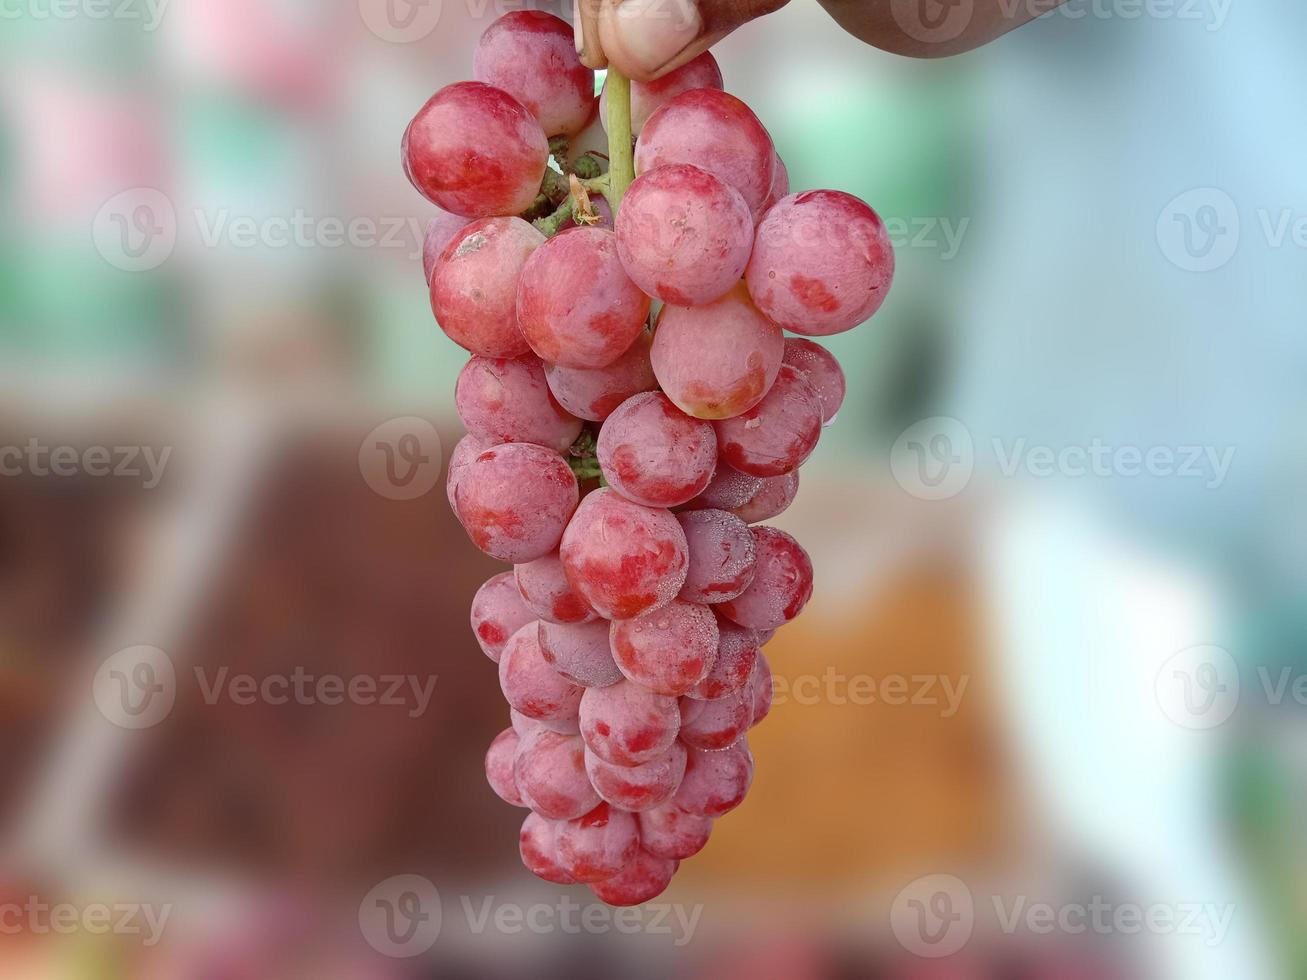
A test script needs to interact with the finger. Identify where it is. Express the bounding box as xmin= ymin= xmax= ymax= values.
xmin=575 ymin=0 xmax=608 ymax=70
xmin=597 ymin=0 xmax=789 ymax=81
